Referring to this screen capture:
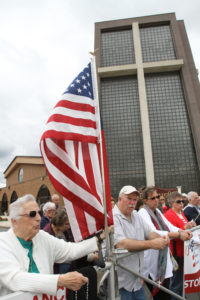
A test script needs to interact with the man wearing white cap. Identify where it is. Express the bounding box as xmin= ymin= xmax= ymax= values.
xmin=113 ymin=185 xmax=169 ymax=300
